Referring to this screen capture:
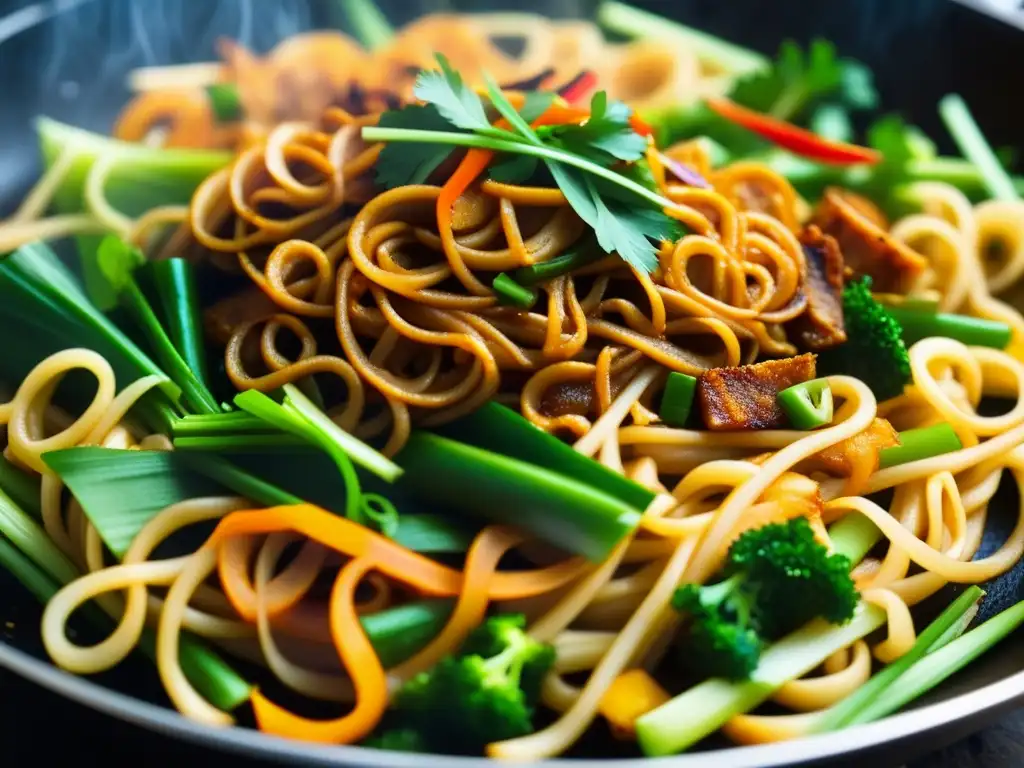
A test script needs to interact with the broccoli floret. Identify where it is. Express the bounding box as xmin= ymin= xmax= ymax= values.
xmin=386 ymin=613 xmax=555 ymax=755
xmin=818 ymin=276 xmax=911 ymax=401
xmin=362 ymin=728 xmax=428 ymax=752
xmin=672 ymin=518 xmax=858 ymax=681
